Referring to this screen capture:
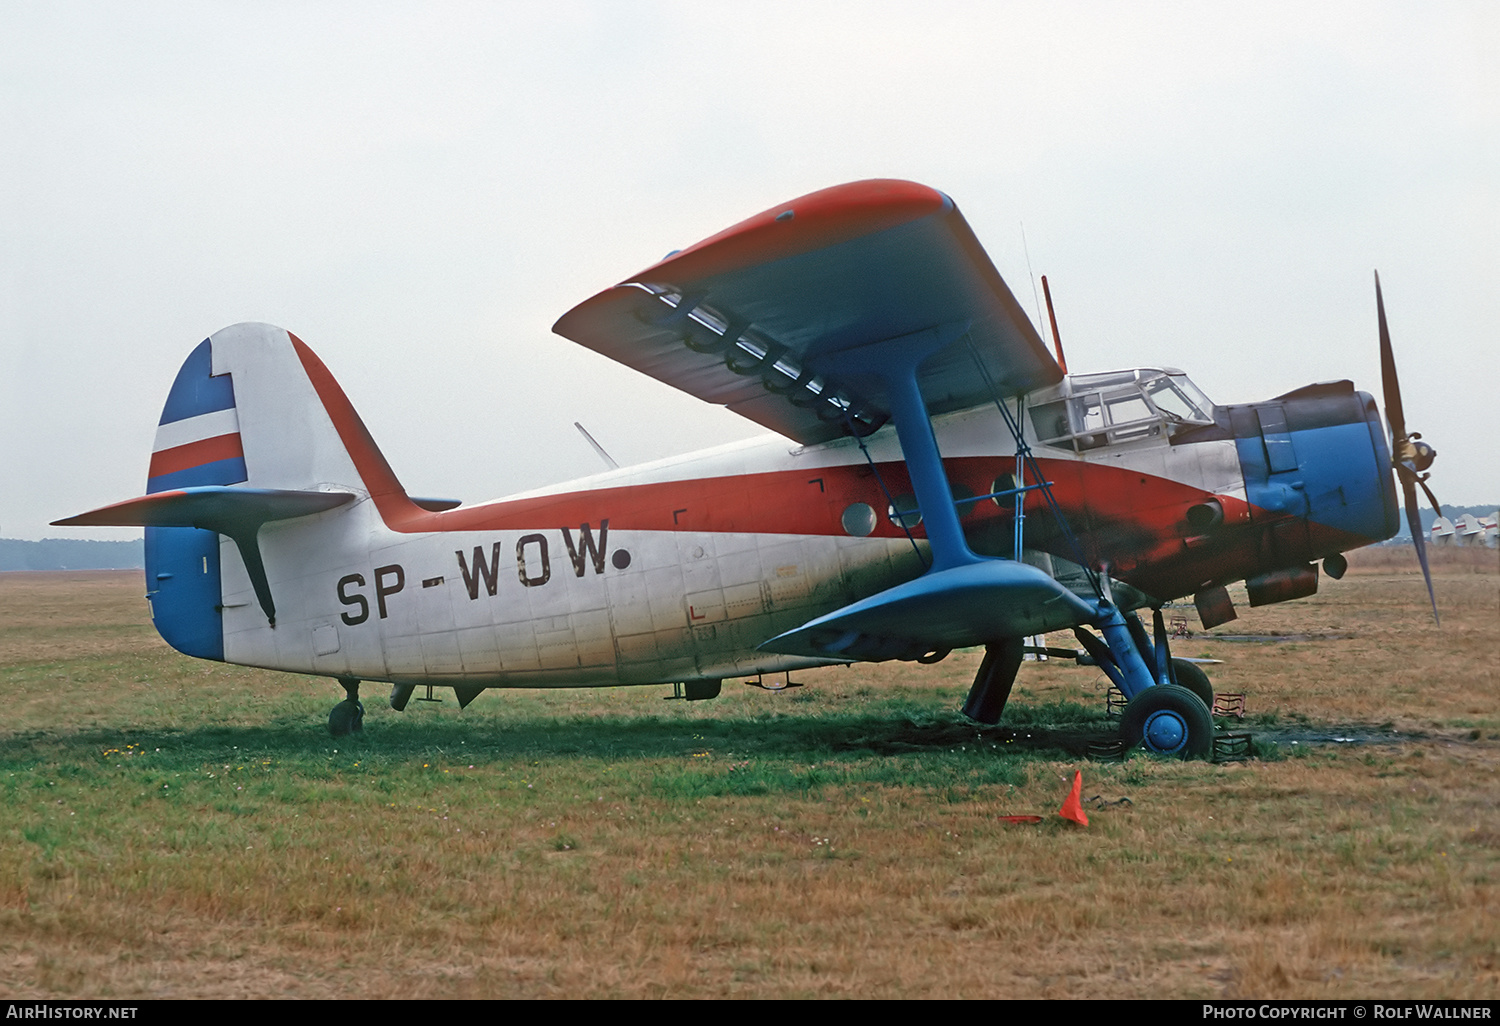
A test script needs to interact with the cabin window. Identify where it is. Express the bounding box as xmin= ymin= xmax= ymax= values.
xmin=990 ymin=472 xmax=1019 ymax=509
xmin=1030 ymin=401 xmax=1071 ymax=443
xmin=841 ymin=502 xmax=876 ymax=537
xmin=887 ymin=494 xmax=922 ymax=529
xmin=1103 ymin=391 xmax=1159 ymax=442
